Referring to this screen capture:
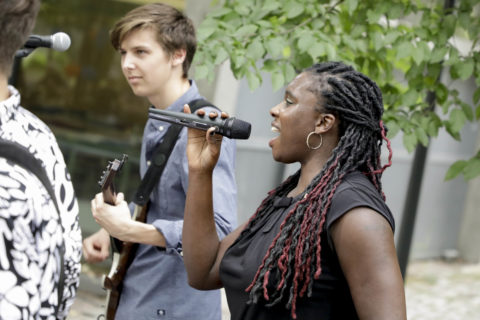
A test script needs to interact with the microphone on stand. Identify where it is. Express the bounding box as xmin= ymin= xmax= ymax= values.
xmin=149 ymin=107 xmax=252 ymax=140
xmin=15 ymin=32 xmax=71 ymax=58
